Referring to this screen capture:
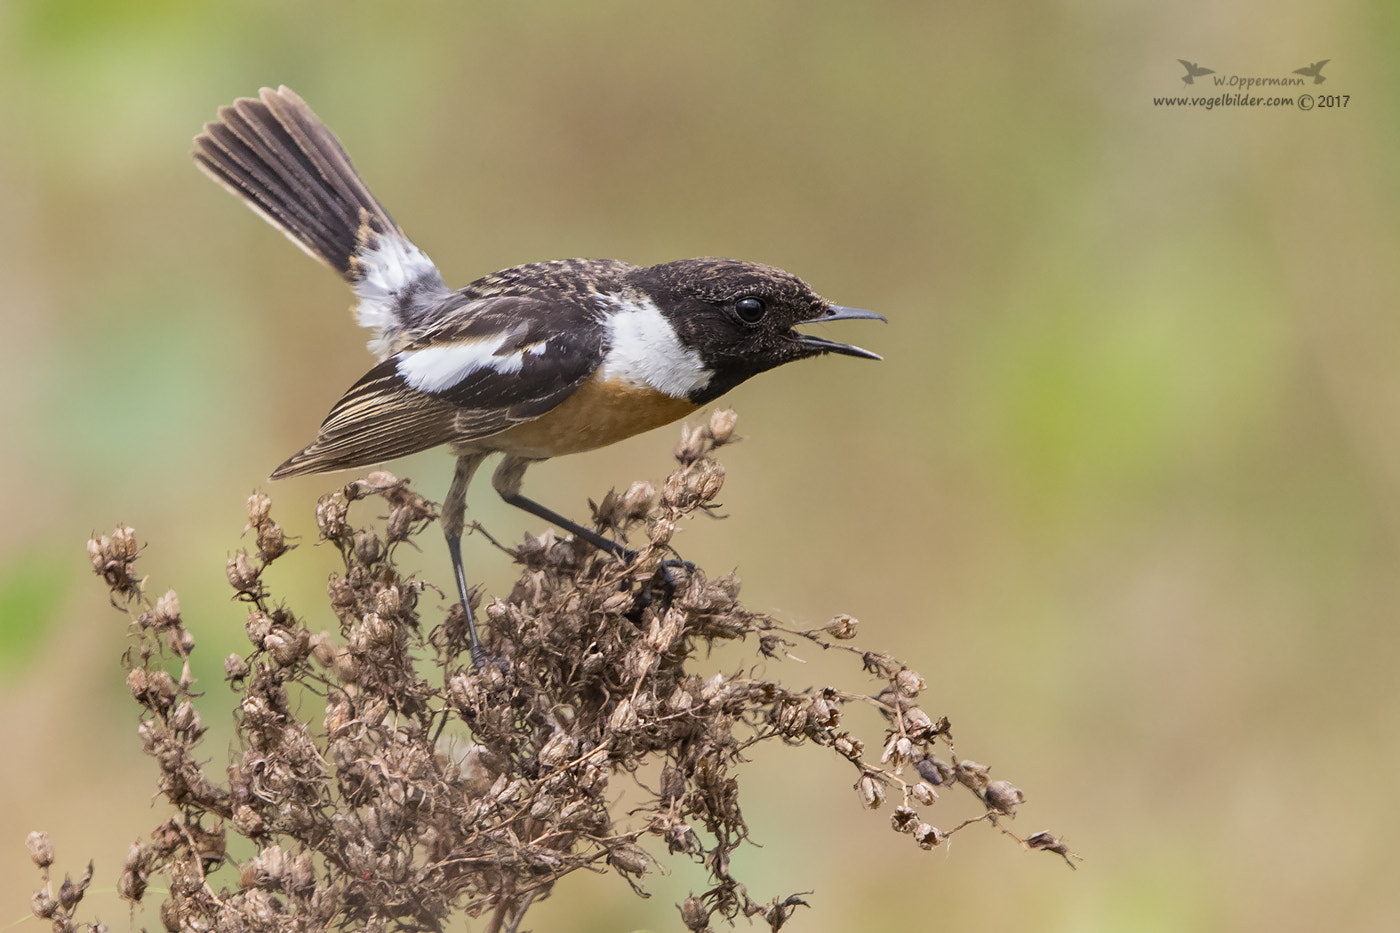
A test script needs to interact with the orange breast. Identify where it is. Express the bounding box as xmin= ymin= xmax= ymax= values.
xmin=484 ymin=373 xmax=700 ymax=459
